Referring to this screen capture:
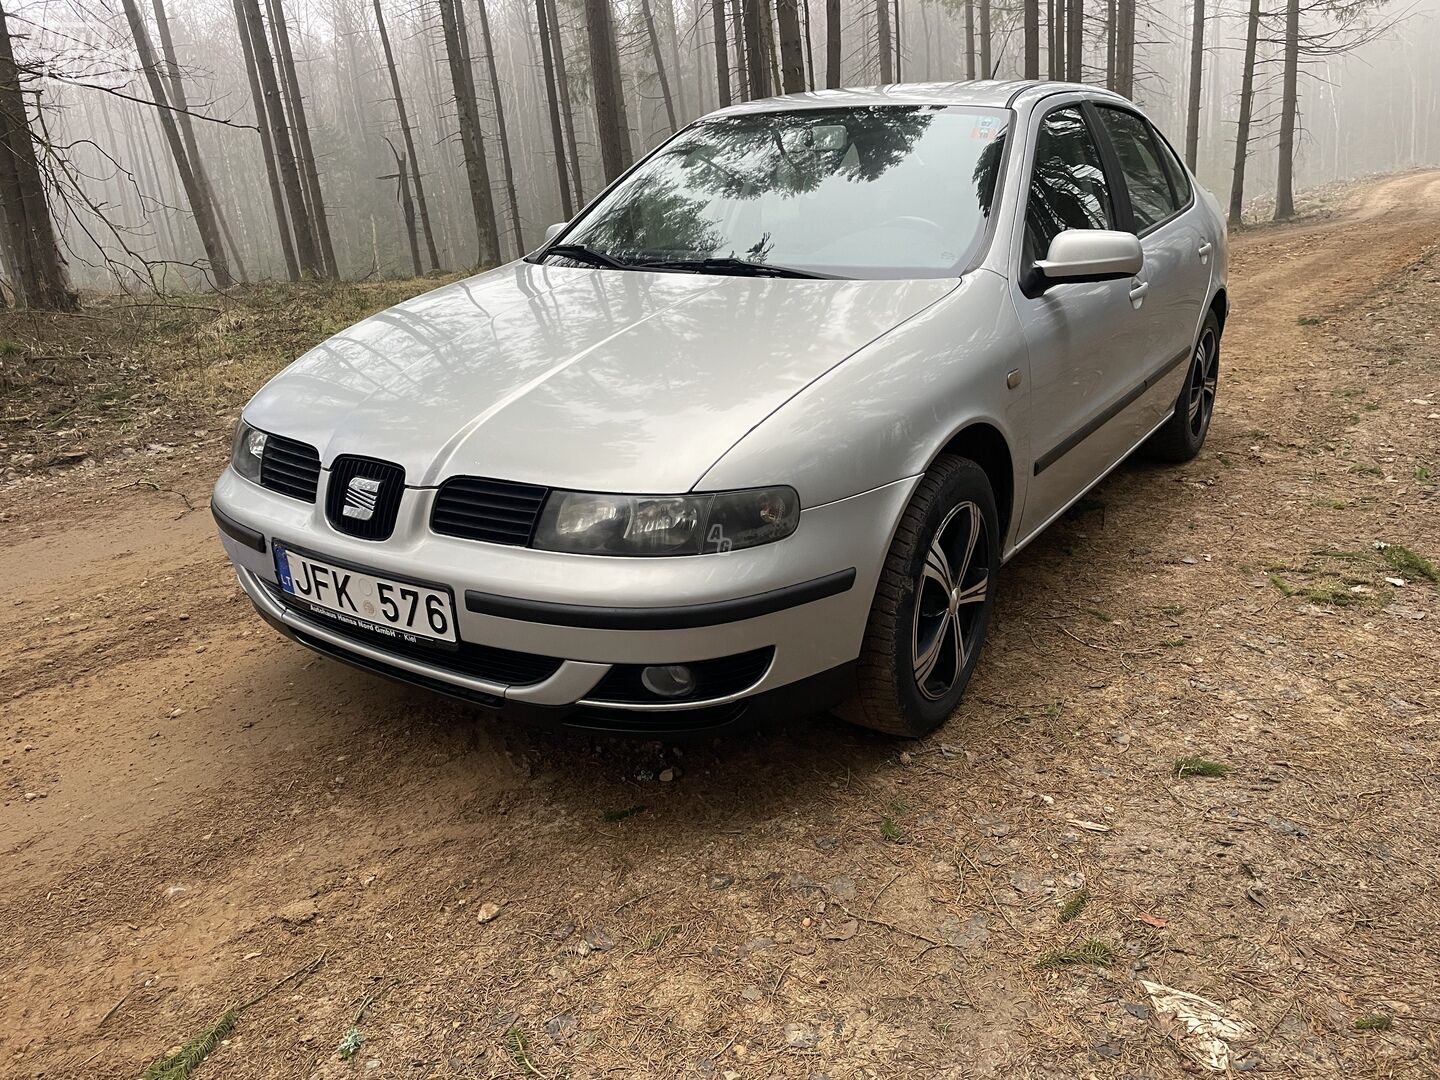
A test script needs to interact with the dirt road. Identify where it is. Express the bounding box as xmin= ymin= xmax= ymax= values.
xmin=3 ymin=173 xmax=1439 ymax=1079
